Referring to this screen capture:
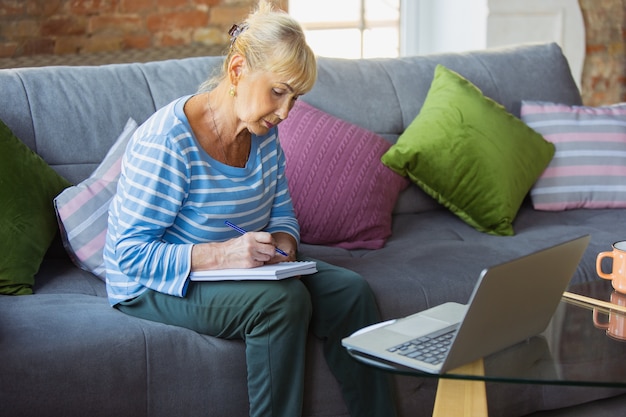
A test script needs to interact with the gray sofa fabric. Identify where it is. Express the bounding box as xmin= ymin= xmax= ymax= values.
xmin=2 ymin=43 xmax=626 ymax=417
